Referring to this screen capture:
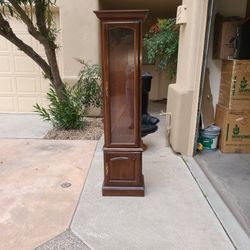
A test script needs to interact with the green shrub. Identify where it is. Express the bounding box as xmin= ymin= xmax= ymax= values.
xmin=34 ymin=61 xmax=102 ymax=130
xmin=34 ymin=84 xmax=85 ymax=130
xmin=143 ymin=18 xmax=179 ymax=80
xmin=76 ymin=59 xmax=102 ymax=109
